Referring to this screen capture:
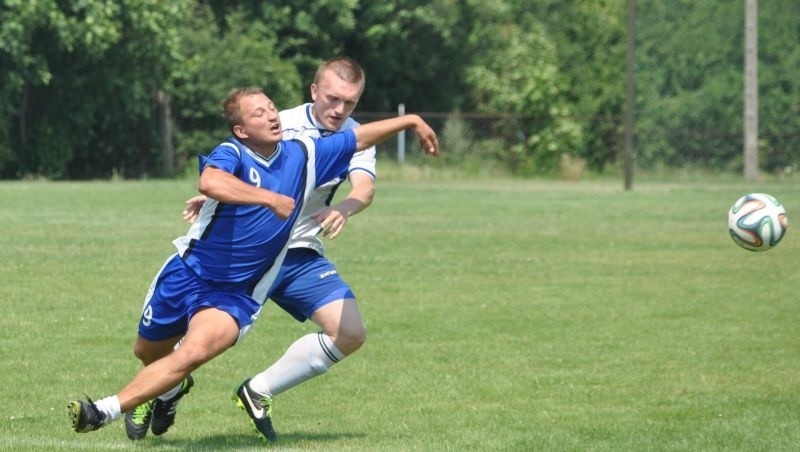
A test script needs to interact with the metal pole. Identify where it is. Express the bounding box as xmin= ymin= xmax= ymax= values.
xmin=744 ymin=0 xmax=758 ymax=180
xmin=397 ymin=103 xmax=406 ymax=163
xmin=623 ymin=0 xmax=636 ymax=190
xmin=158 ymin=90 xmax=175 ymax=176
